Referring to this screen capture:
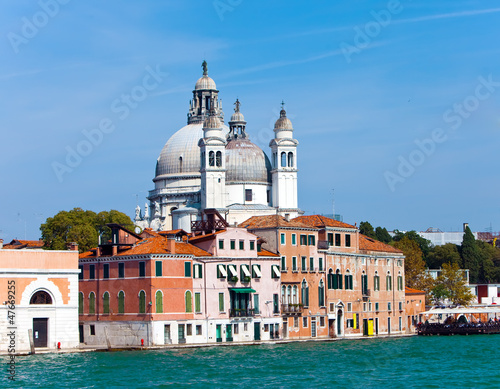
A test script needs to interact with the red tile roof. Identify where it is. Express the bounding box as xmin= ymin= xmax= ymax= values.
xmin=293 ymin=215 xmax=356 ymax=229
xmin=79 ymin=236 xmax=211 ymax=258
xmin=188 ymin=230 xmax=226 ymax=243
xmin=405 ymin=286 xmax=426 ymax=295
xmin=258 ymin=248 xmax=280 ymax=257
xmin=239 ymin=215 xmax=313 ymax=229
xmin=2 ymin=239 xmax=44 ymax=249
xmin=359 ymin=234 xmax=403 ymax=254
